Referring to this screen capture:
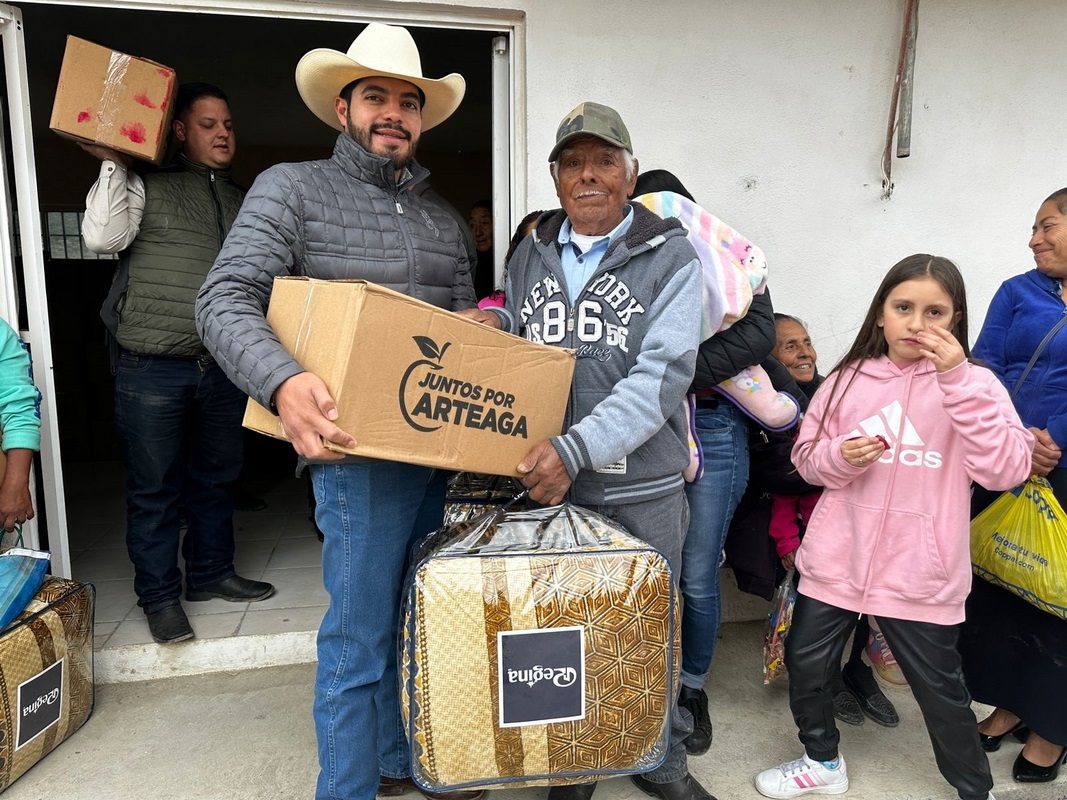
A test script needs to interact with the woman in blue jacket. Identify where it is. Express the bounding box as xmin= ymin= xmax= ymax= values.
xmin=959 ymin=187 xmax=1067 ymax=783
